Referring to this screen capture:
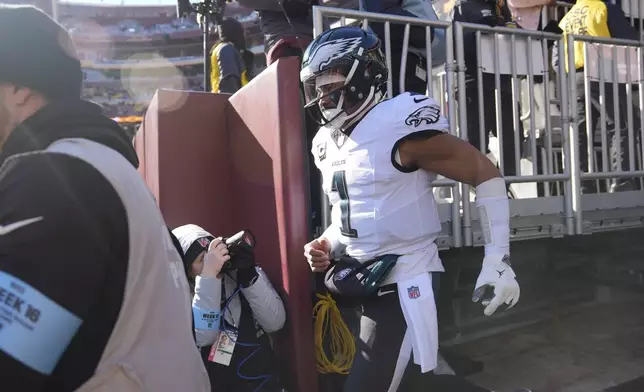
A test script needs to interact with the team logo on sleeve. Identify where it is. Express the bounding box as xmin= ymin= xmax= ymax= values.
xmin=405 ymin=105 xmax=441 ymax=128
xmin=407 ymin=286 xmax=421 ymax=299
